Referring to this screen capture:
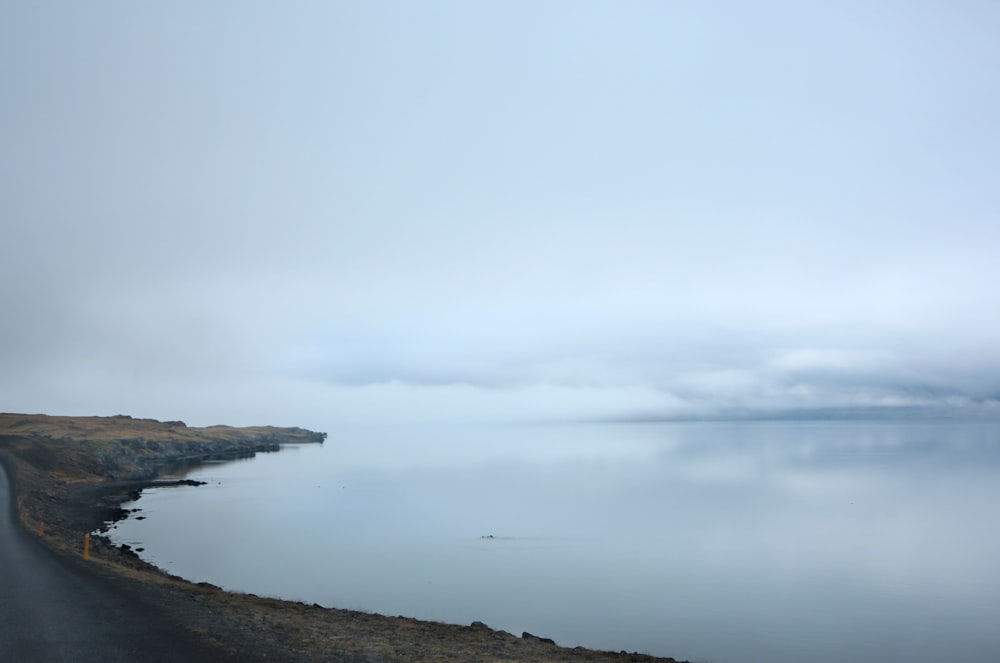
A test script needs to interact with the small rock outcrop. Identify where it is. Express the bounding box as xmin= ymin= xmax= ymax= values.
xmin=522 ymin=631 xmax=556 ymax=645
